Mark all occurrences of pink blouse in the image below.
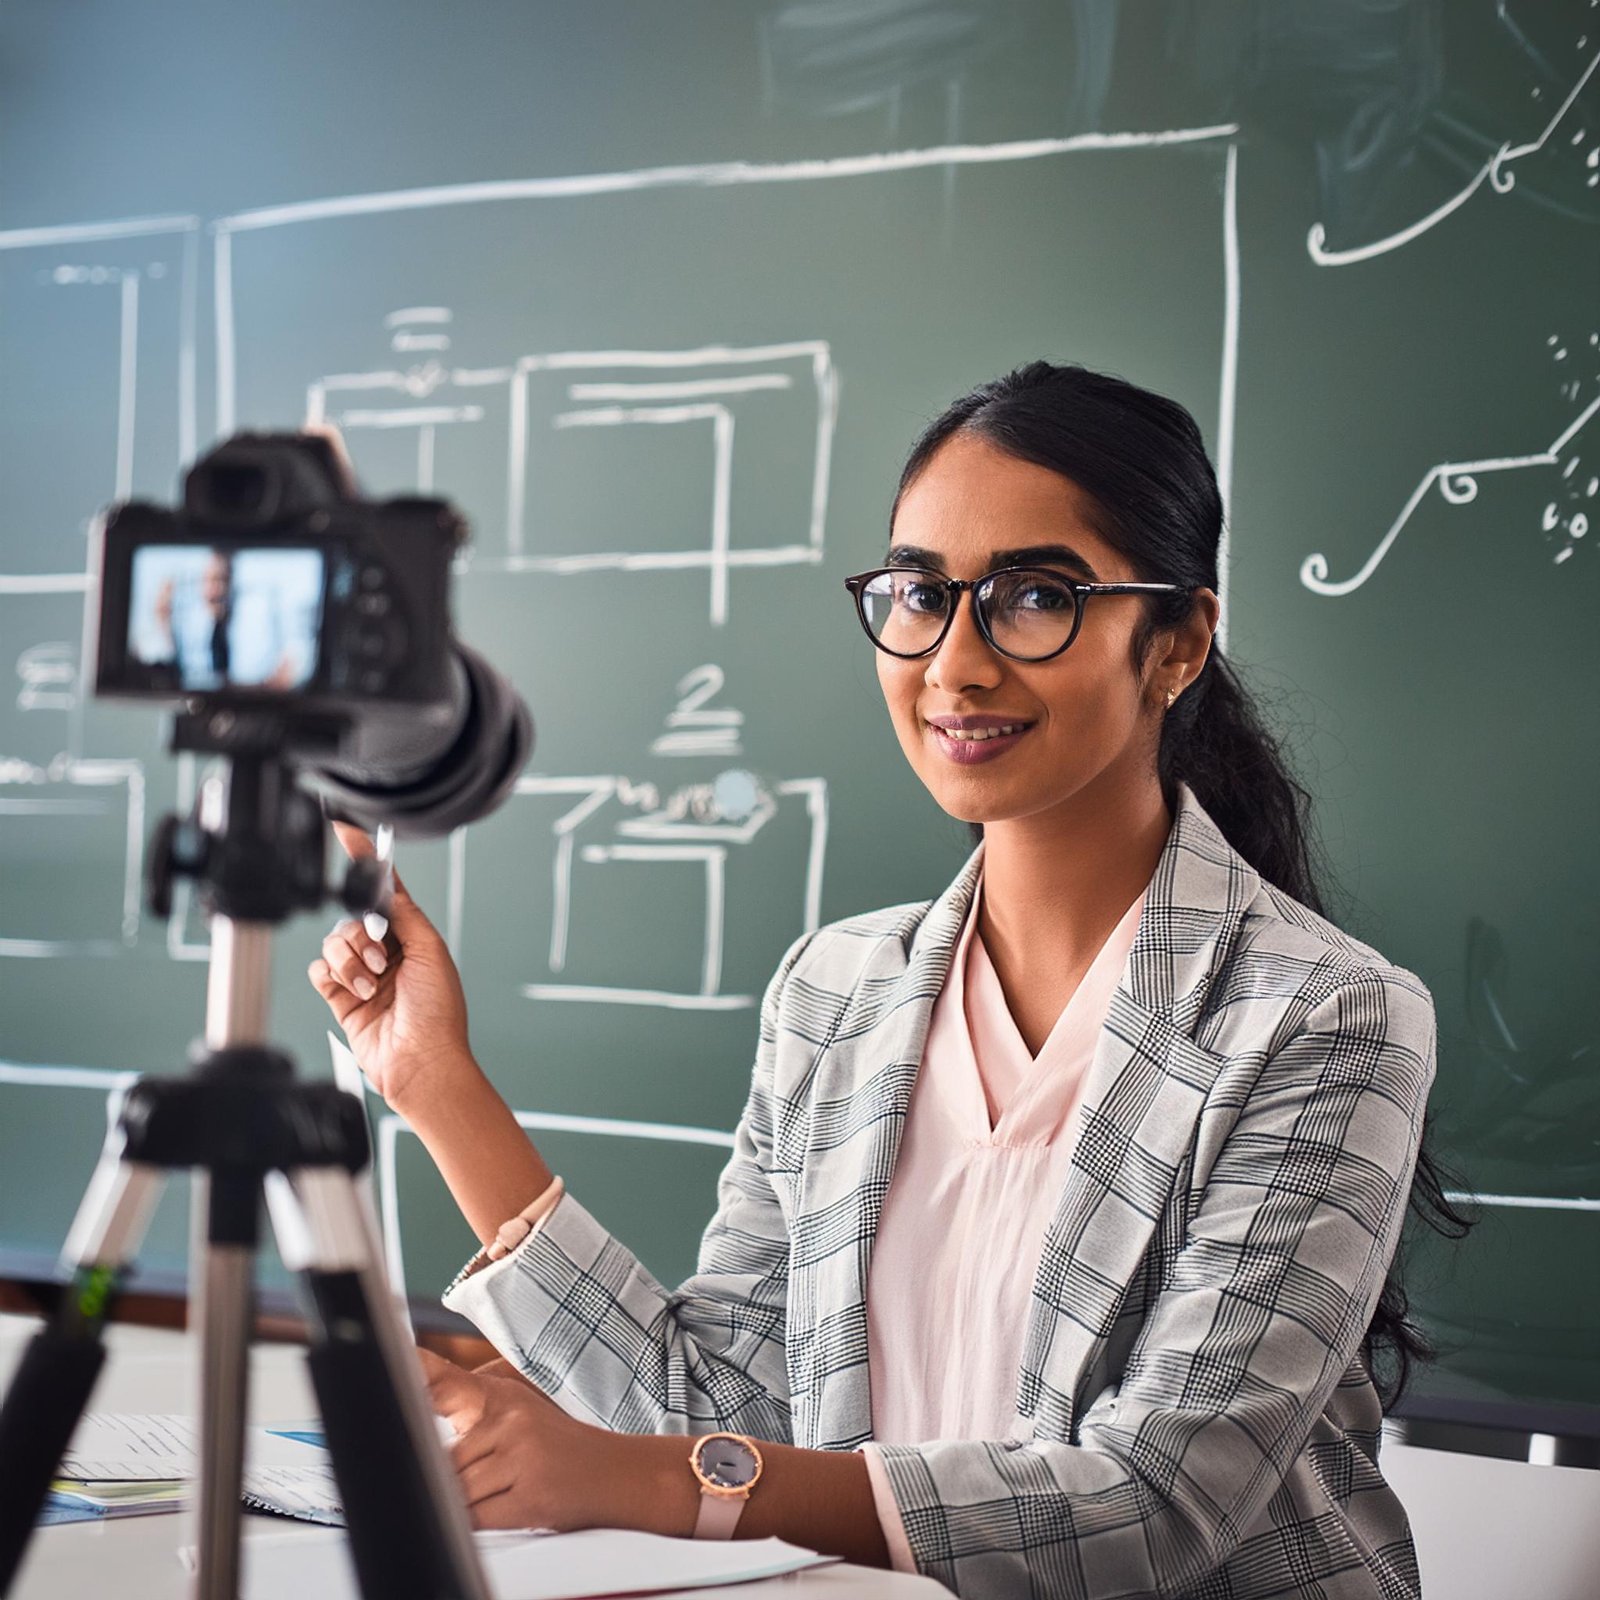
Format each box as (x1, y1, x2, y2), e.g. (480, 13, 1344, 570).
(860, 877, 1147, 1568)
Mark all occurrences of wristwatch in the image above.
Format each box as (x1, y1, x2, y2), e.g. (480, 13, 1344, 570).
(689, 1432, 764, 1539)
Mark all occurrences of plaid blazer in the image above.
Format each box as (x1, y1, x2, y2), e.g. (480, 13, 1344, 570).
(447, 785, 1436, 1599)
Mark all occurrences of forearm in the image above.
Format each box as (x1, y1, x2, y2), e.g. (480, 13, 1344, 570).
(394, 1053, 554, 1245)
(616, 1433, 890, 1568)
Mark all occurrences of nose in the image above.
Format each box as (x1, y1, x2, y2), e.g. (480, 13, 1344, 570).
(924, 587, 1003, 694)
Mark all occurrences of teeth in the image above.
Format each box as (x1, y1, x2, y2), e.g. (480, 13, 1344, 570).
(939, 723, 1025, 741)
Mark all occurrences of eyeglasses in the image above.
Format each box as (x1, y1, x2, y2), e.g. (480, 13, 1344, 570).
(843, 565, 1190, 663)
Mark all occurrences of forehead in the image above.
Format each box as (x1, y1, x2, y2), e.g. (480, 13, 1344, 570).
(891, 432, 1120, 574)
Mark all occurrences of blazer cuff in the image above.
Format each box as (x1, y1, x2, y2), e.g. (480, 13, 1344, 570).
(859, 1444, 919, 1575)
(441, 1180, 572, 1313)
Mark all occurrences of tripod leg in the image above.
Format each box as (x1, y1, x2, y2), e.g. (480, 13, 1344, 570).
(0, 1159, 164, 1596)
(191, 1172, 259, 1600)
(267, 1168, 489, 1600)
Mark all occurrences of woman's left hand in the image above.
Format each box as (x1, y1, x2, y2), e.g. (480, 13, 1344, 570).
(417, 1347, 629, 1532)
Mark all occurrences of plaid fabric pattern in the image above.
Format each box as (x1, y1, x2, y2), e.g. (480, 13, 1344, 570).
(445, 785, 1435, 1599)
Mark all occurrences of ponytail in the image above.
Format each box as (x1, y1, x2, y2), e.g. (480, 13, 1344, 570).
(1158, 645, 1325, 916)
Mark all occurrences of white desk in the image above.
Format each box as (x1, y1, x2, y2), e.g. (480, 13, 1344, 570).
(0, 1313, 942, 1600)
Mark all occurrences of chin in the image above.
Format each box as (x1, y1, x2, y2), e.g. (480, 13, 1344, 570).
(922, 774, 1042, 828)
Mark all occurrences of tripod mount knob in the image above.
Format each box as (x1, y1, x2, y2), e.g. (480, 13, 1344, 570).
(147, 815, 210, 920)
(341, 855, 388, 918)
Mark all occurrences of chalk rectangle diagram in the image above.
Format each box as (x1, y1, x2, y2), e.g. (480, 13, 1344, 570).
(505, 345, 835, 624)
(309, 342, 835, 626)
(0, 758, 144, 957)
(452, 771, 826, 1010)
(0, 217, 198, 591)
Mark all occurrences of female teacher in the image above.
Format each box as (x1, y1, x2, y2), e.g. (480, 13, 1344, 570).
(310, 361, 1459, 1598)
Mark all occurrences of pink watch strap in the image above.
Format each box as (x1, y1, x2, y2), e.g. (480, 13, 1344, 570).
(693, 1490, 747, 1540)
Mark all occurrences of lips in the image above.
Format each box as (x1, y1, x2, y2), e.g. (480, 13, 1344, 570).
(924, 714, 1035, 765)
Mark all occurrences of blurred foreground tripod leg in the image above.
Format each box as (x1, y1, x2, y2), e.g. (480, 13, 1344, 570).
(267, 1165, 488, 1600)
(0, 1155, 164, 1593)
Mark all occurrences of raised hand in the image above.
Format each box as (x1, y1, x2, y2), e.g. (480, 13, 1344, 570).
(308, 821, 473, 1113)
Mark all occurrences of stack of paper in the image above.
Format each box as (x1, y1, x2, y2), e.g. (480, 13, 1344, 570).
(49, 1413, 343, 1527)
(41, 1478, 187, 1525)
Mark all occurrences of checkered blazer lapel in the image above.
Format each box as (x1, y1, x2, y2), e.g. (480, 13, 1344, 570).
(1017, 787, 1260, 1439)
(785, 843, 979, 1446)
(800, 786, 1258, 1449)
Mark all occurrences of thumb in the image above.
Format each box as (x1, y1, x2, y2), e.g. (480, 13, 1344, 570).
(330, 819, 376, 862)
(380, 862, 430, 939)
(329, 820, 430, 938)
(416, 1347, 486, 1435)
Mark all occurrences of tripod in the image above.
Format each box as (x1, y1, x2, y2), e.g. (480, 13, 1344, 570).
(0, 716, 489, 1600)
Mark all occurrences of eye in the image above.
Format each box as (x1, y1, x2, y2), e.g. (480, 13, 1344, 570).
(988, 571, 1074, 613)
(893, 573, 948, 615)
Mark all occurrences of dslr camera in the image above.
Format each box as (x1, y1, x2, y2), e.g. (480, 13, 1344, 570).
(91, 432, 529, 837)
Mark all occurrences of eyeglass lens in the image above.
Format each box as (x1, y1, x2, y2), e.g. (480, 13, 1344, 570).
(857, 568, 1080, 660)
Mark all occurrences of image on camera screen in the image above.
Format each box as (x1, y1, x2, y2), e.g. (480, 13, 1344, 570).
(127, 545, 325, 693)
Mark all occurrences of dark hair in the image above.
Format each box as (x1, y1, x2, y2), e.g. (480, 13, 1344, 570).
(896, 360, 1471, 1408)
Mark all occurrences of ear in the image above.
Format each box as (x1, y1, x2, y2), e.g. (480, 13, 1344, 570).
(1146, 588, 1219, 704)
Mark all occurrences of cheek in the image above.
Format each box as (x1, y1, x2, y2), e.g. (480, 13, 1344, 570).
(876, 657, 932, 761)
(875, 653, 917, 721)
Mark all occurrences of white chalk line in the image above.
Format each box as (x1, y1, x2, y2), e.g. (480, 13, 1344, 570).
(0, 757, 144, 952)
(469, 544, 822, 576)
(0, 573, 94, 593)
(178, 225, 199, 464)
(385, 306, 452, 326)
(374, 1106, 735, 1300)
(215, 229, 235, 434)
(1308, 50, 1599, 265)
(568, 374, 792, 401)
(0, 215, 199, 250)
(213, 126, 1241, 234)
(1443, 1190, 1600, 1213)
(498, 347, 826, 597)
(1215, 142, 1239, 649)
(523, 984, 754, 1010)
(0, 1060, 138, 1092)
(116, 272, 140, 502)
(339, 404, 484, 428)
(1301, 392, 1600, 595)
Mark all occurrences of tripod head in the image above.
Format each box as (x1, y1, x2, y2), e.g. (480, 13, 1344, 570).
(149, 709, 388, 928)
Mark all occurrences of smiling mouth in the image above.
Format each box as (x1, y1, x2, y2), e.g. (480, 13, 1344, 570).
(932, 722, 1030, 742)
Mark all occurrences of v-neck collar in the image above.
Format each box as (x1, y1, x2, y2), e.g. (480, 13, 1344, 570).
(933, 875, 1150, 1143)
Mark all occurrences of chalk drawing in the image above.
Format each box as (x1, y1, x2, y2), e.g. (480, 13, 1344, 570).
(1308, 44, 1599, 265)
(0, 220, 198, 592)
(312, 338, 837, 624)
(444, 668, 825, 1010)
(1301, 390, 1600, 595)
(0, 756, 143, 956)
(374, 1108, 734, 1305)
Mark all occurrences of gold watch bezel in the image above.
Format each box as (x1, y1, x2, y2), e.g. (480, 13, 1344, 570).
(689, 1431, 764, 1499)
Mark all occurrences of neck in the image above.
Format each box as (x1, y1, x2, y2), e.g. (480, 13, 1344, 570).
(978, 768, 1173, 980)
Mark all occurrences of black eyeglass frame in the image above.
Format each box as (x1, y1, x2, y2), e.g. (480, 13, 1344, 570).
(843, 565, 1192, 663)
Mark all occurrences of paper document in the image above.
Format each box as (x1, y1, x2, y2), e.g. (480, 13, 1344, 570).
(60, 1413, 342, 1524)
(41, 1479, 186, 1525)
(220, 1527, 837, 1600)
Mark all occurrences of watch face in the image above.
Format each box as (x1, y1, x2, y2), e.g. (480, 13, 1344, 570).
(697, 1435, 758, 1490)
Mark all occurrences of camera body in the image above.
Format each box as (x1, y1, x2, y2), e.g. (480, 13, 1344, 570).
(93, 433, 462, 723)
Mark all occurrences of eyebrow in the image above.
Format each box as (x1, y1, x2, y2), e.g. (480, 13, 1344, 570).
(885, 542, 1100, 580)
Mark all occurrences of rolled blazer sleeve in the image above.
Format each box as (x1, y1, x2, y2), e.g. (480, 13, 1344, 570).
(868, 965, 1437, 1600)
(442, 934, 813, 1444)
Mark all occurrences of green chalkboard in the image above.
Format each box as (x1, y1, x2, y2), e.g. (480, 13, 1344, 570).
(1, 1, 1595, 1427)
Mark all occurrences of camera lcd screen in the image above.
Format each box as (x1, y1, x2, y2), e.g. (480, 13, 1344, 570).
(127, 545, 326, 693)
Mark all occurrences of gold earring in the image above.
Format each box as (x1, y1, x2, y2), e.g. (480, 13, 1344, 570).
(1166, 683, 1181, 708)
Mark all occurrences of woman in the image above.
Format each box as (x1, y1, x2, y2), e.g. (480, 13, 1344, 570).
(310, 362, 1446, 1598)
